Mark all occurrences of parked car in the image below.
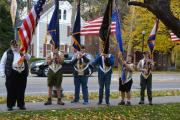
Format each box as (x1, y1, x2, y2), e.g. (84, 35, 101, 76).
(30, 53, 96, 77)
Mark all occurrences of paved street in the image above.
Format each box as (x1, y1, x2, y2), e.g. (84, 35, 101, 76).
(0, 72, 180, 96)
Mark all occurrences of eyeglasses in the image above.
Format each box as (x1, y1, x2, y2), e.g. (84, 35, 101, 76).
(12, 44, 18, 47)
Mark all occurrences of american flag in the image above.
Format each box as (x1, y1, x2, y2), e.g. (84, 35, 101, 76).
(170, 32, 180, 42)
(18, 0, 46, 52)
(80, 17, 116, 36)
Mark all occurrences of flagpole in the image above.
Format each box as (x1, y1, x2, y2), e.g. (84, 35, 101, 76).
(26, 0, 31, 49)
(55, 0, 59, 50)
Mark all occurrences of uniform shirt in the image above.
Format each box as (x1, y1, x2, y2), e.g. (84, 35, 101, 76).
(0, 50, 31, 76)
(48, 51, 64, 73)
(92, 54, 114, 74)
(123, 63, 134, 84)
(71, 53, 91, 76)
(137, 58, 153, 79)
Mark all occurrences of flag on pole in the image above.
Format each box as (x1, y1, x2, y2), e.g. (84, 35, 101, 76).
(99, 0, 113, 54)
(72, 0, 81, 51)
(10, 0, 17, 26)
(112, 4, 126, 82)
(148, 19, 159, 53)
(48, 0, 59, 49)
(81, 17, 116, 36)
(112, 9, 124, 55)
(170, 32, 180, 42)
(18, 0, 46, 52)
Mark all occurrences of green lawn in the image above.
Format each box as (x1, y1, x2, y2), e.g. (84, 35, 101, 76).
(0, 103, 180, 120)
(0, 90, 180, 104)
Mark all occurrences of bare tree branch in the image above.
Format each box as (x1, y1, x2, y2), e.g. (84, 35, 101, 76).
(128, 1, 147, 8)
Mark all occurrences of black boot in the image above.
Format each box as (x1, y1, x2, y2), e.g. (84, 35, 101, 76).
(57, 98, 65, 105)
(44, 98, 52, 105)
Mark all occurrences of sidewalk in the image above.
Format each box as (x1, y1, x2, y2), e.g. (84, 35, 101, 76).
(0, 96, 180, 112)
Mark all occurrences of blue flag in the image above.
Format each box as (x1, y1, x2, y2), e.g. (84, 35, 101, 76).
(112, 8, 126, 82)
(48, 0, 59, 49)
(112, 9, 124, 55)
(72, 2, 81, 51)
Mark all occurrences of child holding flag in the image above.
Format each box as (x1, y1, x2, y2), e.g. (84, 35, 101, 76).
(118, 55, 134, 106)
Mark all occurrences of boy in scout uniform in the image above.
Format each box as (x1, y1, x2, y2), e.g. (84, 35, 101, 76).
(137, 51, 154, 105)
(44, 49, 64, 105)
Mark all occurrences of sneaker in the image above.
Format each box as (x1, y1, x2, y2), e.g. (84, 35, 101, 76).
(83, 102, 89, 105)
(19, 106, 26, 110)
(97, 102, 102, 105)
(139, 101, 144, 105)
(118, 100, 125, 105)
(149, 101, 153, 105)
(71, 100, 79, 103)
(106, 103, 110, 106)
(7, 107, 13, 111)
(126, 101, 131, 106)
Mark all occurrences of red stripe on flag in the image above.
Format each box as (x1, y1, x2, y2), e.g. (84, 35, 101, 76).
(29, 11, 36, 28)
(170, 32, 180, 42)
(19, 28, 28, 51)
(81, 17, 116, 36)
(23, 20, 31, 44)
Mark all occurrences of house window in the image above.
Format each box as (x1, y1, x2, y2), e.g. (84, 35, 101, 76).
(63, 10, 66, 20)
(60, 45, 65, 52)
(67, 26, 71, 36)
(59, 9, 61, 19)
(46, 44, 52, 56)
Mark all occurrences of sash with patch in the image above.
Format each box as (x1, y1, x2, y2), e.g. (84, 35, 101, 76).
(13, 62, 25, 73)
(74, 58, 89, 75)
(99, 55, 111, 73)
(49, 62, 62, 73)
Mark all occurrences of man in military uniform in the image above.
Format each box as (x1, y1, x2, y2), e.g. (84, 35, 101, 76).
(44, 49, 65, 105)
(71, 45, 91, 105)
(0, 40, 31, 111)
(137, 51, 154, 105)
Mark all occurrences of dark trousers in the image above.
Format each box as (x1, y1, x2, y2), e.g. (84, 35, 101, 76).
(140, 73, 152, 102)
(74, 76, 89, 102)
(5, 70, 27, 108)
(98, 72, 112, 104)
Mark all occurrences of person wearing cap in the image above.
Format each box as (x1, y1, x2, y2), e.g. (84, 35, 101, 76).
(137, 51, 154, 105)
(44, 49, 65, 105)
(92, 52, 114, 105)
(118, 55, 134, 106)
(0, 40, 31, 111)
(71, 45, 91, 105)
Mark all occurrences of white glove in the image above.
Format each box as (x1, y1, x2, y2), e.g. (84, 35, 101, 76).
(0, 74, 5, 78)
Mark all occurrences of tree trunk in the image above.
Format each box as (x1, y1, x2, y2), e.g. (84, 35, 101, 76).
(128, 0, 180, 38)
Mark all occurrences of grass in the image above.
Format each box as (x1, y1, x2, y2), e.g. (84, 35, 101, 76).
(0, 89, 180, 104)
(0, 103, 180, 120)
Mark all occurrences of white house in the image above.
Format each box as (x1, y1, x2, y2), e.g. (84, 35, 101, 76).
(31, 1, 85, 58)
